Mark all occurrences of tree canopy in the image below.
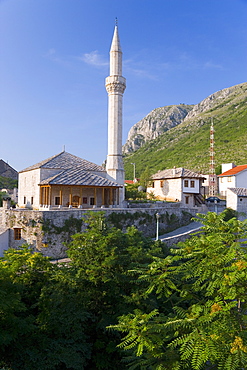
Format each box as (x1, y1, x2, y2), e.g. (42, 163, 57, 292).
(1, 210, 247, 369)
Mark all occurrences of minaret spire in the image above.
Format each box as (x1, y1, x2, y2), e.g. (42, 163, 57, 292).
(105, 21, 126, 205)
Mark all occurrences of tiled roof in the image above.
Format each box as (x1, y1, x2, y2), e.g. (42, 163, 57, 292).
(218, 164, 247, 177)
(39, 167, 120, 187)
(152, 167, 205, 180)
(228, 187, 247, 197)
(20, 151, 105, 173)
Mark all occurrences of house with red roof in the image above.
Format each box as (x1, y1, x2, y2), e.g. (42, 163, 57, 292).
(218, 163, 247, 197)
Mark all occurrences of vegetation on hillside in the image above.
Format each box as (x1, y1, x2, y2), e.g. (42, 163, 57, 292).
(0, 175, 18, 190)
(1, 211, 247, 369)
(124, 82, 247, 178)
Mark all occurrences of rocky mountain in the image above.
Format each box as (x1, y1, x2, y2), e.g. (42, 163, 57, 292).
(123, 82, 247, 179)
(123, 104, 193, 153)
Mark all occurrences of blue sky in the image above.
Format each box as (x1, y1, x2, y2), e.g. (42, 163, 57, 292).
(0, 0, 246, 171)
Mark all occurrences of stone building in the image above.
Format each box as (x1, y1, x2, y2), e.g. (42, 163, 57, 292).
(226, 187, 247, 215)
(18, 151, 121, 210)
(146, 167, 206, 207)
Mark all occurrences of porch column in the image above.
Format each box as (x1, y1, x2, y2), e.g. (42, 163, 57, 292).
(94, 188, 96, 206)
(110, 188, 113, 205)
(39, 187, 42, 205)
(69, 187, 72, 205)
(45, 187, 48, 205)
(102, 188, 105, 205)
(80, 187, 82, 206)
(49, 186, 52, 206)
(60, 188, 63, 206)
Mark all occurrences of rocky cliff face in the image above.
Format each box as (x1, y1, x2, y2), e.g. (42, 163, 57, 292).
(184, 85, 240, 121)
(123, 104, 193, 154)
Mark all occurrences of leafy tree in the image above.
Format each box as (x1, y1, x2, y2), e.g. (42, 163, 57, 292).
(0, 213, 165, 369)
(125, 183, 146, 200)
(66, 211, 165, 368)
(139, 167, 153, 190)
(112, 211, 247, 369)
(0, 246, 91, 369)
(0, 176, 18, 190)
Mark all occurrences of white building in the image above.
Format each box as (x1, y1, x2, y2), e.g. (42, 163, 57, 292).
(227, 187, 247, 215)
(146, 167, 205, 207)
(218, 164, 247, 196)
(18, 151, 121, 210)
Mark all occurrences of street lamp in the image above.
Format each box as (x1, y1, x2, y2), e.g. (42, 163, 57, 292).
(156, 212, 160, 241)
(214, 199, 218, 214)
(131, 162, 136, 182)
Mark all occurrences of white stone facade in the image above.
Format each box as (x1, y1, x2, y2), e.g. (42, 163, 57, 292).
(146, 168, 205, 206)
(226, 188, 247, 215)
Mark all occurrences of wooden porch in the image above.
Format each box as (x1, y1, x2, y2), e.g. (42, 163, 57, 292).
(39, 184, 120, 208)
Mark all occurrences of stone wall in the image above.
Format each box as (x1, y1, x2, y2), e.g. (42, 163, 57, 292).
(0, 204, 199, 259)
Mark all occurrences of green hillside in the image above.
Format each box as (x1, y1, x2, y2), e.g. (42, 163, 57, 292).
(124, 82, 247, 179)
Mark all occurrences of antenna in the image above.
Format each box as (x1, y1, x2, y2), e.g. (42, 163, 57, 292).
(115, 17, 118, 26)
(208, 118, 217, 196)
(63, 145, 65, 152)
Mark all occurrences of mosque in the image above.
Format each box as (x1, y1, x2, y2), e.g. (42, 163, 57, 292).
(18, 23, 126, 210)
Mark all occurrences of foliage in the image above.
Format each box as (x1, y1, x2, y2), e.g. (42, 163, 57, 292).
(125, 183, 147, 200)
(2, 211, 247, 369)
(0, 212, 164, 369)
(66, 211, 165, 368)
(139, 167, 153, 189)
(111, 212, 247, 369)
(0, 176, 18, 190)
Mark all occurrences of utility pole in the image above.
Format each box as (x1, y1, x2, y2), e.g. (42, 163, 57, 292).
(131, 162, 136, 182)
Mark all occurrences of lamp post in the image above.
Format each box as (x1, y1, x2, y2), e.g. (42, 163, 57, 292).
(156, 212, 160, 241)
(131, 162, 136, 182)
(214, 199, 218, 214)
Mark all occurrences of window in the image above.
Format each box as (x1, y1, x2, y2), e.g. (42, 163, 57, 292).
(220, 178, 223, 183)
(184, 180, 189, 187)
(55, 197, 60, 205)
(83, 197, 87, 204)
(24, 196, 26, 204)
(152, 182, 155, 188)
(31, 197, 34, 205)
(160, 180, 164, 188)
(90, 197, 95, 206)
(185, 196, 189, 204)
(240, 198, 243, 202)
(14, 228, 21, 240)
(227, 177, 232, 182)
(190, 180, 195, 188)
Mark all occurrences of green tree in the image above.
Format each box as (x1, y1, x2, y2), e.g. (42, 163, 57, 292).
(112, 211, 247, 369)
(0, 246, 91, 369)
(139, 167, 153, 190)
(66, 211, 164, 369)
(0, 212, 165, 369)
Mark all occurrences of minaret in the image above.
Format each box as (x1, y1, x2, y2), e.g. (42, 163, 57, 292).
(105, 20, 126, 204)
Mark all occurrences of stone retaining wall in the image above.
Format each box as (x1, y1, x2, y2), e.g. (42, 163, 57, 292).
(0, 205, 201, 258)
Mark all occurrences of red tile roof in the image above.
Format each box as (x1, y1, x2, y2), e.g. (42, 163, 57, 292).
(218, 164, 247, 177)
